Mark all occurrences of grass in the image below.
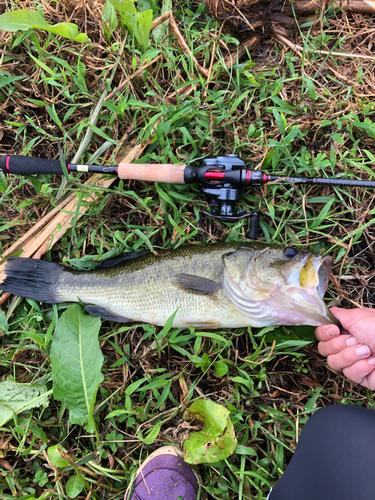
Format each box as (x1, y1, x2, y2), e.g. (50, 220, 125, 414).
(0, 0, 375, 498)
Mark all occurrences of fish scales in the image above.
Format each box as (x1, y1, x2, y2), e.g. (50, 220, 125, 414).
(55, 243, 252, 327)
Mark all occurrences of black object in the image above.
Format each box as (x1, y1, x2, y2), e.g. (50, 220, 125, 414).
(196, 155, 260, 224)
(270, 405, 375, 500)
(0, 155, 117, 176)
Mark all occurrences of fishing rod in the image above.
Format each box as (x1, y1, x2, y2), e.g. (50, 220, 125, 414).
(2, 153, 375, 238)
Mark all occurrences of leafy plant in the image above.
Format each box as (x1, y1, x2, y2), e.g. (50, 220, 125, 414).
(50, 305, 104, 435)
(183, 400, 237, 464)
(0, 380, 51, 426)
(102, 1, 119, 42)
(105, 429, 124, 452)
(0, 10, 90, 42)
(47, 444, 70, 468)
(66, 475, 85, 499)
(108, 0, 154, 51)
(190, 352, 211, 372)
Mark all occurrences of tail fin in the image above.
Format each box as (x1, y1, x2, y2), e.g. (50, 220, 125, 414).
(1, 257, 64, 303)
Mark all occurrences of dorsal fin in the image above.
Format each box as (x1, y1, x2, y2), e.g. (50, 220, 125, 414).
(96, 250, 149, 269)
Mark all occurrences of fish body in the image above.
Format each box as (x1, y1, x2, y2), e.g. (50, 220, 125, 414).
(0, 242, 338, 328)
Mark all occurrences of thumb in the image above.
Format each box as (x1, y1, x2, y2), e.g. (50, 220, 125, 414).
(329, 307, 375, 348)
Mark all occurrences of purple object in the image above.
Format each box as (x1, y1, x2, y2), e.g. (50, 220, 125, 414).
(125, 446, 199, 500)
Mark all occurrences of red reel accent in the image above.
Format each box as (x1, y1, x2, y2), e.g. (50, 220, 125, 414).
(204, 169, 226, 183)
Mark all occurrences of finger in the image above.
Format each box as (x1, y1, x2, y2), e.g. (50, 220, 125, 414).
(329, 307, 375, 333)
(315, 323, 341, 341)
(318, 335, 357, 357)
(360, 361, 375, 390)
(343, 357, 375, 386)
(329, 307, 358, 328)
(327, 344, 371, 371)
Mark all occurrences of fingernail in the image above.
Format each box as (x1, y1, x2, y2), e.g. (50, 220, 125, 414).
(326, 327, 337, 338)
(356, 345, 370, 357)
(346, 337, 359, 347)
(368, 358, 375, 366)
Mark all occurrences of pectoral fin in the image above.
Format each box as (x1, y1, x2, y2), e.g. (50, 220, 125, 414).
(84, 305, 131, 323)
(172, 273, 221, 298)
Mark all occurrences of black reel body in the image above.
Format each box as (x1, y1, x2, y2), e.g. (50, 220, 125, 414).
(195, 155, 260, 239)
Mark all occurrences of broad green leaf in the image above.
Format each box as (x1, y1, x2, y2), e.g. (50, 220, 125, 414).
(125, 376, 151, 396)
(213, 361, 228, 377)
(183, 400, 237, 464)
(66, 474, 84, 498)
(0, 10, 90, 43)
(0, 380, 51, 426)
(102, 0, 119, 41)
(50, 305, 104, 426)
(331, 133, 344, 145)
(30, 424, 47, 443)
(134, 10, 153, 52)
(47, 444, 70, 468)
(0, 311, 8, 332)
(138, 0, 158, 11)
(235, 445, 257, 456)
(108, 0, 152, 51)
(108, 0, 136, 31)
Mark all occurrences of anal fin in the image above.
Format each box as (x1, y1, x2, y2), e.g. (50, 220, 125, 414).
(85, 305, 131, 323)
(180, 320, 221, 328)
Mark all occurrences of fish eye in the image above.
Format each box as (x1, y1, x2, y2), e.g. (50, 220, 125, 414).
(284, 247, 298, 258)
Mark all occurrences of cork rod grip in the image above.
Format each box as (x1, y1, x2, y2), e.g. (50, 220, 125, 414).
(117, 163, 187, 184)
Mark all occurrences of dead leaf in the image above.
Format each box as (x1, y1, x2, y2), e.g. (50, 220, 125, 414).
(0, 458, 12, 470)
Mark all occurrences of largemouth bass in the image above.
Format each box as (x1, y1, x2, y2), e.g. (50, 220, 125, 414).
(0, 243, 339, 328)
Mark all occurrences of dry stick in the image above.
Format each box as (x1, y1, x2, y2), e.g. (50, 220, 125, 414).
(283, 0, 375, 14)
(105, 54, 163, 101)
(167, 13, 209, 78)
(275, 32, 352, 83)
(154, 11, 209, 77)
(151, 11, 170, 29)
(277, 32, 375, 60)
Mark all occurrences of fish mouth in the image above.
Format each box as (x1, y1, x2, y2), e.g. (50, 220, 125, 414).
(296, 254, 339, 326)
(317, 256, 331, 298)
(276, 253, 339, 326)
(298, 255, 332, 298)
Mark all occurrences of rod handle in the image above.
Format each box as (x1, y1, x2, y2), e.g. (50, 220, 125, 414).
(0, 155, 65, 175)
(117, 163, 187, 184)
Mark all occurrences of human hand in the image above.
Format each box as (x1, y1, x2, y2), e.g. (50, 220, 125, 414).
(315, 307, 375, 389)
